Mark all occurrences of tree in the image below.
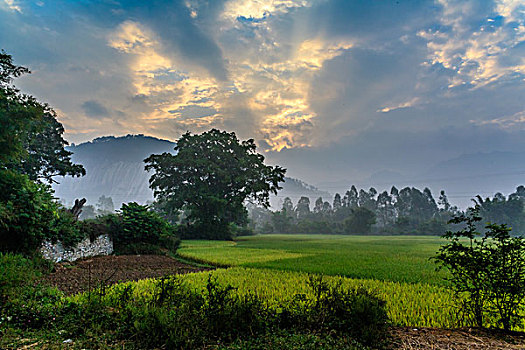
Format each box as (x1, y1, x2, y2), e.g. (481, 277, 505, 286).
(344, 207, 376, 234)
(0, 51, 85, 254)
(145, 129, 286, 239)
(313, 197, 324, 214)
(435, 207, 525, 330)
(282, 197, 294, 215)
(333, 193, 342, 211)
(96, 195, 115, 215)
(0, 51, 85, 183)
(295, 196, 311, 219)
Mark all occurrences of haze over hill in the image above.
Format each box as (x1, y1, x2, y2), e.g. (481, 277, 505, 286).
(315, 151, 525, 209)
(53, 135, 330, 209)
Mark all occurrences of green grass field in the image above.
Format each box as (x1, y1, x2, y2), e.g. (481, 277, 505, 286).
(179, 234, 448, 285)
(171, 234, 470, 329)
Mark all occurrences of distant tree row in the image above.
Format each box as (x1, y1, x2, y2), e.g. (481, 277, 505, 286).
(250, 186, 525, 235)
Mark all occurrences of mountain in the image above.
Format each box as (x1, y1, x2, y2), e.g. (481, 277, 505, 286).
(53, 135, 175, 207)
(53, 135, 331, 209)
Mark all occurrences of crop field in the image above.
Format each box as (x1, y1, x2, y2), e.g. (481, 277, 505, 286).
(163, 234, 464, 329)
(178, 234, 449, 285)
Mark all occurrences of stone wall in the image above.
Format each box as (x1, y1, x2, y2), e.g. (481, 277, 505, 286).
(40, 234, 113, 263)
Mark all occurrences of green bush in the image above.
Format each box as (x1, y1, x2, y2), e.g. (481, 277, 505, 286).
(78, 214, 121, 242)
(0, 170, 85, 254)
(220, 331, 370, 350)
(283, 276, 389, 347)
(51, 274, 387, 349)
(0, 253, 62, 331)
(111, 203, 179, 254)
(435, 207, 525, 330)
(0, 170, 56, 254)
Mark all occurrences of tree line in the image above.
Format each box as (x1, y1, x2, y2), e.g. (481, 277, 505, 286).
(250, 185, 525, 235)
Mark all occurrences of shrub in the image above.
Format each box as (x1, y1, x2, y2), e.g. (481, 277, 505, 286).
(285, 276, 389, 347)
(435, 207, 525, 330)
(110, 203, 179, 254)
(0, 252, 62, 330)
(0, 170, 86, 254)
(0, 170, 57, 254)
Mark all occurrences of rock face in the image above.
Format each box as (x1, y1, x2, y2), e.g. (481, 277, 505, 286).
(53, 134, 176, 208)
(40, 234, 113, 263)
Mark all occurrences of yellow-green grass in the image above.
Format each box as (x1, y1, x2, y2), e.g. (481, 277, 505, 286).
(70, 267, 459, 329)
(179, 234, 448, 285)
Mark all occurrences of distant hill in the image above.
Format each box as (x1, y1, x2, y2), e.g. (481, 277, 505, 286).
(53, 135, 331, 209)
(53, 135, 175, 207)
(415, 151, 525, 208)
(318, 151, 525, 210)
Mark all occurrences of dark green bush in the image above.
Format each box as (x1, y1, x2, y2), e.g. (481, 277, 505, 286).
(52, 274, 387, 349)
(283, 276, 389, 347)
(77, 215, 118, 242)
(220, 330, 370, 350)
(0, 170, 86, 254)
(435, 207, 525, 331)
(111, 202, 179, 254)
(0, 170, 56, 254)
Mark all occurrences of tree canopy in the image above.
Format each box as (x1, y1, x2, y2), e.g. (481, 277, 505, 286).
(145, 129, 286, 239)
(0, 51, 85, 254)
(0, 50, 85, 183)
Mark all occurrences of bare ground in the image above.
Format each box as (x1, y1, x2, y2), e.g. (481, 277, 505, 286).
(389, 326, 525, 349)
(42, 254, 212, 295)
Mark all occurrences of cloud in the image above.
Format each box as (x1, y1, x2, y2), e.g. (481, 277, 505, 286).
(222, 0, 314, 21)
(420, 0, 525, 88)
(2, 0, 21, 13)
(472, 110, 525, 128)
(81, 100, 109, 118)
(378, 98, 420, 113)
(2, 0, 524, 192)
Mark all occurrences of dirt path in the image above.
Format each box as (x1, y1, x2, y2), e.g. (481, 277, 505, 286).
(389, 326, 525, 349)
(42, 254, 212, 295)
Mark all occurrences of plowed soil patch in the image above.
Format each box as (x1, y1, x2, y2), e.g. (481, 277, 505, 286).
(43, 254, 212, 295)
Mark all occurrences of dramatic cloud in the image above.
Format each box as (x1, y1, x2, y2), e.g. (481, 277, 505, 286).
(1, 0, 524, 195)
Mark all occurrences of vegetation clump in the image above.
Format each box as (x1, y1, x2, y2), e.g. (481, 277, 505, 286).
(435, 206, 525, 331)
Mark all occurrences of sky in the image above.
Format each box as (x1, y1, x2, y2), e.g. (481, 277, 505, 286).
(1, 0, 524, 203)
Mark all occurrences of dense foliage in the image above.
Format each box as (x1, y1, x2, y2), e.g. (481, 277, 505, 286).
(145, 129, 286, 239)
(0, 51, 85, 254)
(435, 207, 525, 330)
(113, 202, 180, 254)
(0, 170, 83, 254)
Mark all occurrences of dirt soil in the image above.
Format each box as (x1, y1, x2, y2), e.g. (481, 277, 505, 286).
(42, 254, 212, 295)
(389, 326, 525, 349)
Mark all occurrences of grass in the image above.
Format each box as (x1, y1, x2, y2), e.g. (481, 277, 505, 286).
(179, 234, 448, 285)
(173, 235, 472, 329)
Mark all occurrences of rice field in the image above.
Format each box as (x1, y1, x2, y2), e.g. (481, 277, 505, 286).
(76, 234, 517, 329)
(178, 234, 449, 285)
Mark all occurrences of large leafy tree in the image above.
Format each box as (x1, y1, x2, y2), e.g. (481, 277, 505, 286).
(145, 129, 286, 239)
(0, 51, 84, 253)
(0, 51, 85, 183)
